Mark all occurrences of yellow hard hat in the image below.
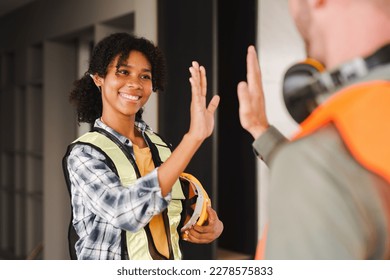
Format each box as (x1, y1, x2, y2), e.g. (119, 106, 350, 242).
(180, 172, 211, 238)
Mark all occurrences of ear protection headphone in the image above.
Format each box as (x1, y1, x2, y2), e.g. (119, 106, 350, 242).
(283, 44, 390, 124)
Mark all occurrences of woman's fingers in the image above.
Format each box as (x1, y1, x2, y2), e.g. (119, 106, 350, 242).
(187, 60, 220, 140)
(207, 95, 220, 114)
(182, 206, 224, 244)
(200, 65, 207, 97)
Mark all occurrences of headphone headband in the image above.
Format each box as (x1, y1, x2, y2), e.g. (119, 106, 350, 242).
(283, 43, 390, 124)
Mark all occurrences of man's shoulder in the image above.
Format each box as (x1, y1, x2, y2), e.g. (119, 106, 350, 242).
(271, 124, 345, 168)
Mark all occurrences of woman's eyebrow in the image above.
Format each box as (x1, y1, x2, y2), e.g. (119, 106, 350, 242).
(117, 63, 152, 72)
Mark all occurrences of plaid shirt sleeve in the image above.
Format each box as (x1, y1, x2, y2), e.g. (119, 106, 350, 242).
(67, 143, 172, 233)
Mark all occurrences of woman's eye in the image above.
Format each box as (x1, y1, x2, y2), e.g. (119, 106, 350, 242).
(116, 69, 129, 75)
(141, 74, 152, 80)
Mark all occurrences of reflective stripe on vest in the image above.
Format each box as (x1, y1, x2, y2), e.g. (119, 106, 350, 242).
(75, 130, 185, 260)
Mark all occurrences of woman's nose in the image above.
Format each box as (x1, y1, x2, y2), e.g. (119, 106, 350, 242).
(126, 76, 142, 89)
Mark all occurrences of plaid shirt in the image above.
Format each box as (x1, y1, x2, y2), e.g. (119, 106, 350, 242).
(66, 119, 171, 260)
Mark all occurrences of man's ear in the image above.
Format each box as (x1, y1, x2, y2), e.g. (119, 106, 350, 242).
(309, 0, 326, 8)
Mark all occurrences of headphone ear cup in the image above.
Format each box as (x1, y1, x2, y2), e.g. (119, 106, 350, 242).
(283, 58, 325, 124)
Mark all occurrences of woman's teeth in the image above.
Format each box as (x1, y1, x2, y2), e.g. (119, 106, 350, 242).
(120, 92, 140, 101)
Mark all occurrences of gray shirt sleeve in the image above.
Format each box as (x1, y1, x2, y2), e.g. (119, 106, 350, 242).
(252, 125, 287, 165)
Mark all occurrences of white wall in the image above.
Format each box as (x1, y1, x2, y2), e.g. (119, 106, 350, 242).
(256, 0, 306, 239)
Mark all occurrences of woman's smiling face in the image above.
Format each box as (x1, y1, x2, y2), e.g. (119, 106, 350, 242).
(99, 50, 153, 120)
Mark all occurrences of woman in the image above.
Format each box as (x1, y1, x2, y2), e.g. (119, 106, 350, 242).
(63, 32, 223, 260)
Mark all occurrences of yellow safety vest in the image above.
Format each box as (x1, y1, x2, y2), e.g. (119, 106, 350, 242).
(75, 129, 185, 260)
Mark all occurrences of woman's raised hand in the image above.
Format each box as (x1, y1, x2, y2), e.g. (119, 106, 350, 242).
(187, 61, 220, 142)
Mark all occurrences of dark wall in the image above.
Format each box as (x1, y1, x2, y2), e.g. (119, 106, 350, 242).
(158, 0, 257, 259)
(158, 0, 216, 260)
(217, 1, 258, 257)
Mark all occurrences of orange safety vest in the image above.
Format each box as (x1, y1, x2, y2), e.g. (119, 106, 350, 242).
(255, 80, 390, 259)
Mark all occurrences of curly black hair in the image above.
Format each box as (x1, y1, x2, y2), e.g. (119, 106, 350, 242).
(69, 32, 167, 124)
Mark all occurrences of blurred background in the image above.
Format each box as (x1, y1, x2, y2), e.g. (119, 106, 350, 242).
(0, 0, 304, 260)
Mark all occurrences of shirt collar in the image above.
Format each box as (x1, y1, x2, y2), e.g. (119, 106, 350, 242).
(94, 118, 152, 146)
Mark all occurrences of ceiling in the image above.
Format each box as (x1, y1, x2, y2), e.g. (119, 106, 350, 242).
(0, 0, 36, 18)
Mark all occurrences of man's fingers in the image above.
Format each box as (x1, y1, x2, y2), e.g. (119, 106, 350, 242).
(246, 46, 263, 95)
(246, 45, 261, 81)
(237, 81, 251, 109)
(237, 81, 248, 95)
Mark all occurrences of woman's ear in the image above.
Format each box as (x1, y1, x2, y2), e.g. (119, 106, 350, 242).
(89, 74, 103, 92)
(90, 74, 103, 87)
